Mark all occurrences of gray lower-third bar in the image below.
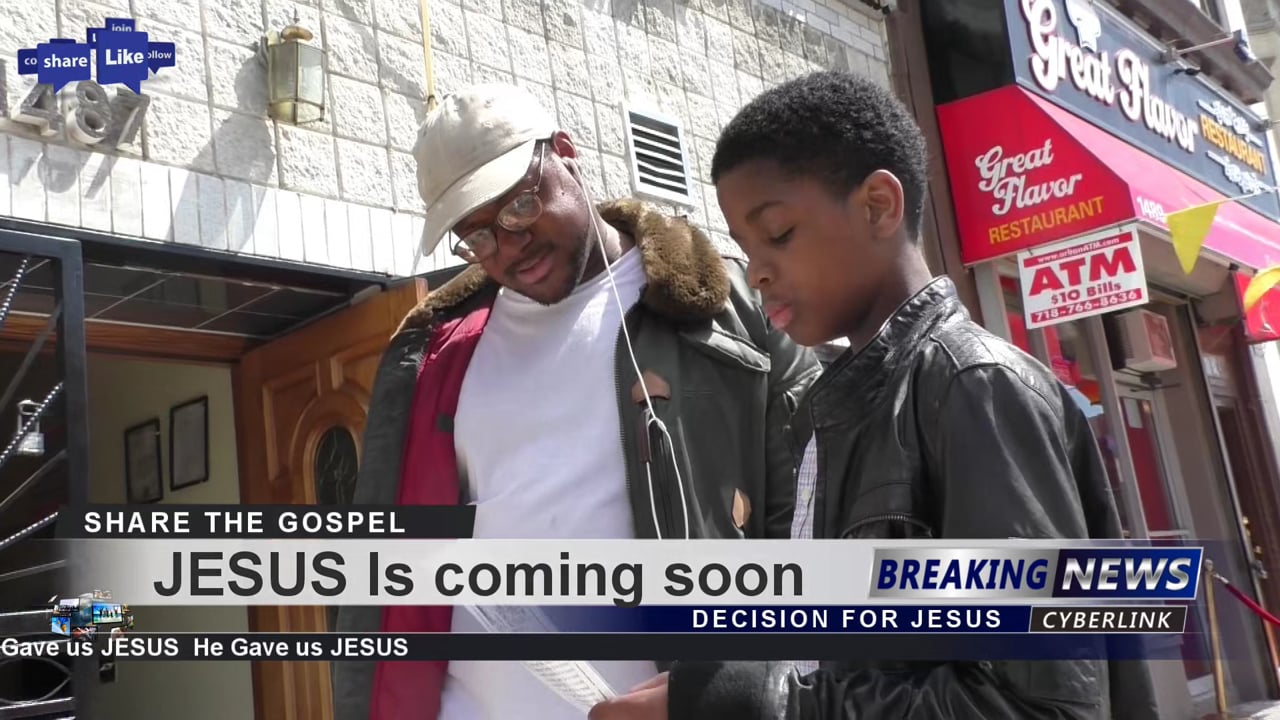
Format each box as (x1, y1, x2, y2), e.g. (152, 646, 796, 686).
(1029, 606, 1188, 633)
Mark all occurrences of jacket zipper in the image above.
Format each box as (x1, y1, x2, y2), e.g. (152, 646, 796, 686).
(840, 512, 934, 539)
(614, 310, 635, 531)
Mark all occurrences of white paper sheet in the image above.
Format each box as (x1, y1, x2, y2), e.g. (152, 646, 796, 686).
(462, 605, 618, 711)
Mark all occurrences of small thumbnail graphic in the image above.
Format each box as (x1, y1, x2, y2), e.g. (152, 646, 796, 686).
(50, 590, 134, 638)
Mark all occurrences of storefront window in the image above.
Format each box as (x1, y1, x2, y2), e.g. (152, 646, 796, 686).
(1117, 392, 1187, 538)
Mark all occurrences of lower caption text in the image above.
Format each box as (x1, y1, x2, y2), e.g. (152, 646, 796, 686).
(6, 606, 1187, 662)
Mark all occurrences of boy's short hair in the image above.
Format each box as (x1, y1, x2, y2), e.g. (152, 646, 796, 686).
(711, 70, 929, 238)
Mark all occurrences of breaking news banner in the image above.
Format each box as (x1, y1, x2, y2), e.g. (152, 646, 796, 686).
(46, 505, 1207, 662)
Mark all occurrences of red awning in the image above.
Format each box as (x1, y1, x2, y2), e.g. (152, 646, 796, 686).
(936, 85, 1280, 272)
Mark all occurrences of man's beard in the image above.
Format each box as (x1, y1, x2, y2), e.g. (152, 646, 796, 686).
(534, 228, 593, 307)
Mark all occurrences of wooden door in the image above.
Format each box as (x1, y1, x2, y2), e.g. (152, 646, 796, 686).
(232, 279, 426, 720)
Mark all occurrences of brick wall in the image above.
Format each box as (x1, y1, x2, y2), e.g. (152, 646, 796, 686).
(0, 0, 889, 275)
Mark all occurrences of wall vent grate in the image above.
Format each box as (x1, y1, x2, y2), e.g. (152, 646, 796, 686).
(623, 105, 694, 207)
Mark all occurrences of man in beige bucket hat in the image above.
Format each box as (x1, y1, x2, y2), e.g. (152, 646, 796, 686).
(332, 83, 821, 720)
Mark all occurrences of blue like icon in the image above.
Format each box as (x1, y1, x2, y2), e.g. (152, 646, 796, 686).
(95, 29, 150, 93)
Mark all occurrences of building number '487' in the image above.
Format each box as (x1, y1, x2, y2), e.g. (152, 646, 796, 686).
(0, 64, 150, 150)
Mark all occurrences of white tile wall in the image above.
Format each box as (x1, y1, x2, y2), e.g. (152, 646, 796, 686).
(109, 156, 143, 238)
(274, 190, 305, 262)
(223, 179, 256, 253)
(139, 162, 172, 240)
(78, 152, 112, 233)
(169, 167, 201, 246)
(250, 184, 280, 258)
(0, 134, 423, 274)
(0, 0, 888, 277)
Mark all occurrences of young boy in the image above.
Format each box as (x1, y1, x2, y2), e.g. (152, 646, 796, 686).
(588, 71, 1161, 720)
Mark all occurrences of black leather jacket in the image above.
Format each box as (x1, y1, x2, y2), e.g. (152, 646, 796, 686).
(667, 277, 1161, 720)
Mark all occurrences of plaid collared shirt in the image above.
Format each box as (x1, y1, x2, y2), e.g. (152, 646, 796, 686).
(789, 436, 820, 676)
(790, 437, 818, 541)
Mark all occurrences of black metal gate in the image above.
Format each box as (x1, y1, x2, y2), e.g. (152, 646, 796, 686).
(0, 228, 92, 719)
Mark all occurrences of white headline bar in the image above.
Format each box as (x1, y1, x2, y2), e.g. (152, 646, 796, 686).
(66, 538, 1186, 606)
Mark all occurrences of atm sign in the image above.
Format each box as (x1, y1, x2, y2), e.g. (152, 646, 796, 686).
(1018, 228, 1150, 329)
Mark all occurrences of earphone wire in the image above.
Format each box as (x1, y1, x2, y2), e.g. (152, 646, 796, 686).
(578, 172, 691, 541)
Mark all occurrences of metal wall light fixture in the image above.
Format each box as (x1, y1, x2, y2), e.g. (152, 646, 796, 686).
(262, 12, 326, 124)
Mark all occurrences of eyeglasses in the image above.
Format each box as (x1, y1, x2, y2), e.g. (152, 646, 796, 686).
(450, 143, 547, 263)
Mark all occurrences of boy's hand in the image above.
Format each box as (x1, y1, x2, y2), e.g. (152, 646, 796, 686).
(588, 672, 669, 720)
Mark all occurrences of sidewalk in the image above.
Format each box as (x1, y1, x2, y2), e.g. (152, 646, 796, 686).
(1218, 701, 1280, 719)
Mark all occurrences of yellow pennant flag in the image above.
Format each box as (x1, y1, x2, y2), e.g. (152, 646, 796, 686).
(1244, 265, 1280, 313)
(1166, 200, 1226, 275)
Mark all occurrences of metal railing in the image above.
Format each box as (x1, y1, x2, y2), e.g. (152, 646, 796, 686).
(0, 230, 90, 720)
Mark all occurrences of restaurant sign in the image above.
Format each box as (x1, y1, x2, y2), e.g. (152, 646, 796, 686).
(934, 84, 1136, 264)
(1006, 0, 1280, 220)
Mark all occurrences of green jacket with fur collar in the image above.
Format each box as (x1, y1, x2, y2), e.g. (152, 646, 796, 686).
(333, 199, 823, 720)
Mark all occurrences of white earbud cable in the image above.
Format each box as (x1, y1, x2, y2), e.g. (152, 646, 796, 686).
(577, 171, 691, 541)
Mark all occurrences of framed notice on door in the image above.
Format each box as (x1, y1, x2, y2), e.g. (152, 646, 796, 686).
(1018, 226, 1150, 330)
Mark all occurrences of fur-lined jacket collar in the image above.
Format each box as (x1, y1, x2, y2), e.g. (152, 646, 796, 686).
(396, 198, 732, 333)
